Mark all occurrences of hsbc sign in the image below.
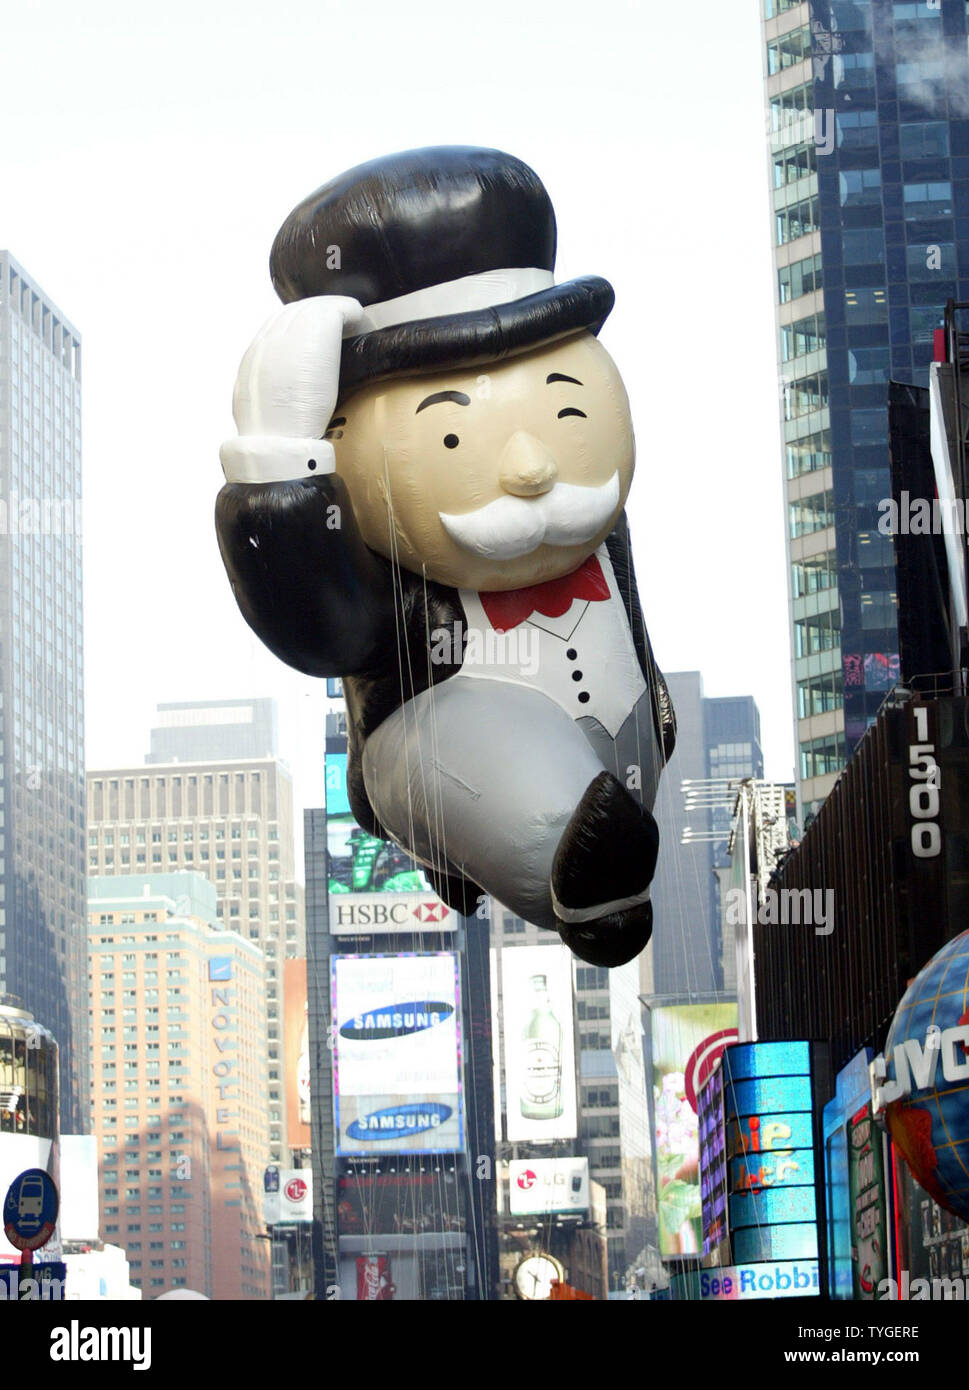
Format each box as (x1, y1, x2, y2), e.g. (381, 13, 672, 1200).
(329, 892, 455, 936)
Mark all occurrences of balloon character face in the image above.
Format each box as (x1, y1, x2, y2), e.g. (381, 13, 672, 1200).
(329, 333, 634, 592)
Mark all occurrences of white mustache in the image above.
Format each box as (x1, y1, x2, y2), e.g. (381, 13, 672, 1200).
(439, 473, 620, 559)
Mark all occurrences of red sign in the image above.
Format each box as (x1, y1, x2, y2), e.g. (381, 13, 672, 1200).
(517, 1169, 537, 1190)
(356, 1256, 395, 1300)
(684, 1030, 739, 1114)
(284, 1176, 308, 1204)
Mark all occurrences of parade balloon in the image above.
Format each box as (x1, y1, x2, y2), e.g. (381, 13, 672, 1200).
(215, 146, 675, 967)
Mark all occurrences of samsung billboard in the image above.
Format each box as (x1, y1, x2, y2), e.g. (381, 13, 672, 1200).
(332, 953, 463, 1156)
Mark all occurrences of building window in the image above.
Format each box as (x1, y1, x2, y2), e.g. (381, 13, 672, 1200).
(903, 181, 953, 220)
(789, 490, 834, 539)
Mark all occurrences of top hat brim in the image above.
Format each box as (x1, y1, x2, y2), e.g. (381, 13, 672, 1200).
(336, 274, 614, 404)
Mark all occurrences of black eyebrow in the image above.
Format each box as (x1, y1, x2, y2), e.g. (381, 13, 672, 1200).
(557, 407, 587, 419)
(415, 391, 471, 414)
(546, 373, 583, 386)
(325, 417, 346, 430)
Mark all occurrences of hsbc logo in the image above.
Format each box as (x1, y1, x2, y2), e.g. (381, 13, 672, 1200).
(413, 901, 448, 924)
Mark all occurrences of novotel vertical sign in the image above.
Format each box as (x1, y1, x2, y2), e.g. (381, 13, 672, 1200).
(209, 956, 240, 1154)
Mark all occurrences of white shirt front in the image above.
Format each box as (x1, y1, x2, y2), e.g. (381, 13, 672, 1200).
(457, 546, 647, 739)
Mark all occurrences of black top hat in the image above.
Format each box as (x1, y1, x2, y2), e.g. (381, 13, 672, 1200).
(269, 146, 614, 403)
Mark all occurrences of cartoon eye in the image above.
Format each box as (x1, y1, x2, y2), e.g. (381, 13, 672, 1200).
(324, 415, 346, 440)
(557, 407, 587, 420)
(444, 434, 460, 449)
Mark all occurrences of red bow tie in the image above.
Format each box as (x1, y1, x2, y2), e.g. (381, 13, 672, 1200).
(479, 555, 610, 632)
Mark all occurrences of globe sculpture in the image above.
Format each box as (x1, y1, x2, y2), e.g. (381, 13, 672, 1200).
(883, 929, 969, 1219)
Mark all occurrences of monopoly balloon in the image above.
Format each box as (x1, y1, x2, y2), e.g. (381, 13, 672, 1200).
(215, 147, 675, 967)
(878, 929, 969, 1221)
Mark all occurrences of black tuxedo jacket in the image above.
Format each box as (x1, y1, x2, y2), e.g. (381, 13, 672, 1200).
(216, 472, 675, 886)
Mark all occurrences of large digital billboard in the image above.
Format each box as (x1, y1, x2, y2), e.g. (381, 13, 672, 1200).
(722, 1040, 819, 1272)
(332, 953, 463, 1156)
(503, 945, 577, 1143)
(649, 1001, 738, 1259)
(325, 750, 456, 935)
(337, 1172, 465, 1236)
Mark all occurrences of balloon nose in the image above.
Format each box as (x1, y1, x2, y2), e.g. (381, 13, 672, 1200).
(498, 431, 559, 497)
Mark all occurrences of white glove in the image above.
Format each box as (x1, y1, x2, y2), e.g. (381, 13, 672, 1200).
(220, 296, 365, 484)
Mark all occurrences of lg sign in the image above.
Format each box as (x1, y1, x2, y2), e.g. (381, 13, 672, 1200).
(517, 1169, 537, 1191)
(284, 1177, 307, 1204)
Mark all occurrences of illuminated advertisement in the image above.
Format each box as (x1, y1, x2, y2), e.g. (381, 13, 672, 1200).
(508, 1158, 589, 1217)
(325, 750, 454, 934)
(649, 1002, 738, 1258)
(698, 1063, 727, 1258)
(723, 1041, 819, 1273)
(847, 1102, 887, 1299)
(332, 953, 463, 1155)
(357, 1255, 395, 1300)
(283, 958, 311, 1151)
(263, 1169, 313, 1225)
(670, 1260, 820, 1302)
(892, 1145, 969, 1293)
(337, 1173, 465, 1236)
(502, 945, 577, 1144)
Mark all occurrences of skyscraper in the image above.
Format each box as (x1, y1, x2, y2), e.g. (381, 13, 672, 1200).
(648, 675, 763, 997)
(147, 699, 278, 765)
(87, 871, 271, 1299)
(763, 0, 969, 811)
(0, 253, 86, 1132)
(87, 746, 305, 1165)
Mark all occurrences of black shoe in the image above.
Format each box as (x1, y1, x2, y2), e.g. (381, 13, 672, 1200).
(557, 900, 653, 968)
(551, 771, 658, 967)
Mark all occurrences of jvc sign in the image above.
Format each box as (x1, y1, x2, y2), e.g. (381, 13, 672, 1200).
(870, 1025, 969, 1115)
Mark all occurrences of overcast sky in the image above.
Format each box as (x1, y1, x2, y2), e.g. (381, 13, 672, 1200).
(0, 0, 792, 824)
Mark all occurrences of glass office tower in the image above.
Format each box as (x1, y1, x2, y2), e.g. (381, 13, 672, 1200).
(763, 0, 969, 812)
(648, 676, 764, 997)
(0, 254, 86, 1132)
